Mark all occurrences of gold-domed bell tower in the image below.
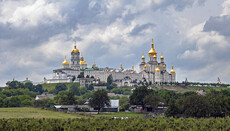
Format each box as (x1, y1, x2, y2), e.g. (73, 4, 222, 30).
(139, 51, 146, 72)
(80, 56, 87, 69)
(148, 38, 157, 62)
(170, 65, 176, 82)
(71, 41, 80, 70)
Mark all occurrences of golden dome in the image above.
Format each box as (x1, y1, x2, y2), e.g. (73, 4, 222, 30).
(132, 65, 134, 71)
(160, 52, 164, 59)
(148, 38, 157, 56)
(170, 65, 176, 74)
(153, 55, 157, 59)
(80, 60, 87, 65)
(92, 60, 96, 67)
(62, 56, 69, 65)
(81, 56, 83, 59)
(144, 64, 147, 69)
(72, 42, 79, 53)
(142, 51, 145, 59)
(163, 64, 166, 69)
(120, 63, 123, 68)
(155, 64, 160, 72)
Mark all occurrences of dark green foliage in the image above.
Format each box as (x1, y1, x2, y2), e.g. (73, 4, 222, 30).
(33, 98, 54, 108)
(8, 96, 21, 107)
(207, 93, 230, 117)
(160, 90, 178, 104)
(89, 89, 110, 114)
(6, 81, 24, 89)
(107, 74, 113, 85)
(87, 84, 94, 91)
(178, 94, 210, 118)
(77, 72, 84, 78)
(72, 76, 76, 82)
(69, 85, 80, 96)
(165, 99, 179, 117)
(129, 86, 153, 106)
(0, 117, 230, 130)
(54, 84, 67, 94)
(0, 97, 4, 107)
(143, 93, 163, 112)
(57, 92, 75, 105)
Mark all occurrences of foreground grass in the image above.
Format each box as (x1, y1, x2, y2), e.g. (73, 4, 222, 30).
(0, 117, 229, 130)
(93, 112, 146, 117)
(0, 107, 84, 119)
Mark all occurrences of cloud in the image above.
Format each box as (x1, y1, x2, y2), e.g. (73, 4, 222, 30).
(0, 0, 65, 28)
(177, 0, 230, 83)
(3, 0, 228, 86)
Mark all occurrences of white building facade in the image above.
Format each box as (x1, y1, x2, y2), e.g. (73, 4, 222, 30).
(44, 39, 176, 86)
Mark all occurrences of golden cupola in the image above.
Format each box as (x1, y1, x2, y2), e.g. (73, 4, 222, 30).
(148, 38, 157, 56)
(170, 65, 176, 74)
(132, 65, 134, 71)
(72, 41, 79, 53)
(62, 56, 69, 65)
(153, 55, 157, 59)
(160, 52, 164, 59)
(163, 64, 166, 69)
(144, 64, 147, 69)
(155, 64, 160, 72)
(142, 52, 145, 59)
(92, 60, 96, 67)
(80, 56, 87, 65)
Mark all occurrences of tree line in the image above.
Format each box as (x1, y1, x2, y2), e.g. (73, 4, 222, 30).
(130, 86, 230, 118)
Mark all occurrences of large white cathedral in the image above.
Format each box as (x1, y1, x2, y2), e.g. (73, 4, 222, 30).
(44, 39, 176, 86)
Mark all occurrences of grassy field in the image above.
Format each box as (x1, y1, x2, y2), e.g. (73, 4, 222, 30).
(0, 108, 146, 119)
(0, 107, 84, 119)
(160, 85, 229, 93)
(42, 82, 80, 92)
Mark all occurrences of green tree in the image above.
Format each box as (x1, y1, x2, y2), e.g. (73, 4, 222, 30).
(129, 86, 153, 107)
(119, 96, 129, 111)
(0, 98, 4, 107)
(165, 99, 179, 117)
(7, 81, 24, 89)
(69, 85, 80, 96)
(8, 96, 21, 107)
(179, 95, 210, 118)
(207, 93, 230, 117)
(72, 76, 76, 82)
(89, 89, 110, 114)
(77, 72, 84, 78)
(54, 83, 67, 94)
(107, 74, 113, 85)
(143, 93, 163, 112)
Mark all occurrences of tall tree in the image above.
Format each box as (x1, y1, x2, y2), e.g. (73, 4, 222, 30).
(165, 99, 179, 117)
(129, 86, 153, 107)
(89, 89, 110, 114)
(77, 72, 84, 78)
(107, 74, 113, 85)
(143, 93, 163, 113)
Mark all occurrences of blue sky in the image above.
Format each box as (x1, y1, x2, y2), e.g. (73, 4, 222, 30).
(0, 0, 230, 86)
